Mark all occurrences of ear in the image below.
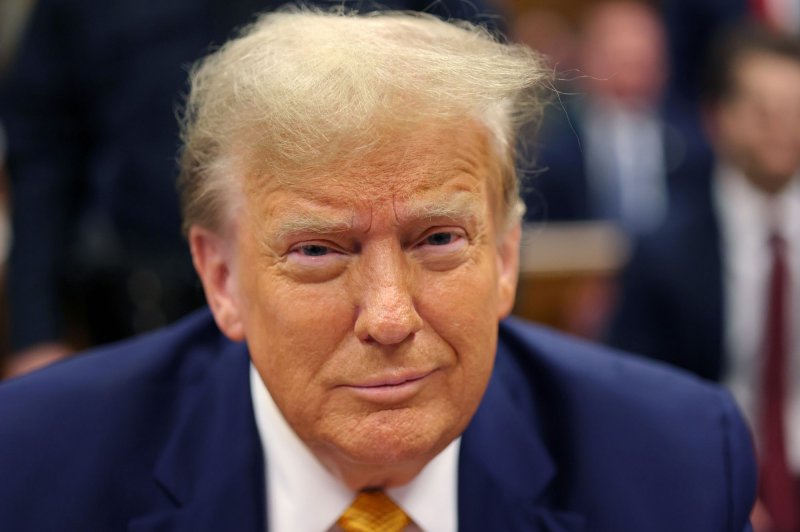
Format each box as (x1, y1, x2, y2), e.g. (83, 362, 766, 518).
(189, 225, 245, 341)
(496, 221, 521, 319)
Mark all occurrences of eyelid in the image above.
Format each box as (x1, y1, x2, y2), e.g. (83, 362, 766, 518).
(414, 227, 468, 247)
(287, 240, 346, 256)
(281, 240, 351, 283)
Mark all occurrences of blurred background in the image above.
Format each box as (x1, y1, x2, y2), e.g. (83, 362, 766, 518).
(1, 0, 799, 526)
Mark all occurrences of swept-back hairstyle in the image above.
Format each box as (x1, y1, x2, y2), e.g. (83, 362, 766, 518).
(178, 7, 550, 233)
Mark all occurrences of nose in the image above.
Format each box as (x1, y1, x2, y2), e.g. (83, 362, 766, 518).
(354, 243, 423, 345)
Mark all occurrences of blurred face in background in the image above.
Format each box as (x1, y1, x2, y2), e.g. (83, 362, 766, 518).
(712, 51, 800, 193)
(579, 1, 667, 109)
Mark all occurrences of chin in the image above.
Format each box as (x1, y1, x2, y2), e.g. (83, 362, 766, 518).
(328, 406, 459, 468)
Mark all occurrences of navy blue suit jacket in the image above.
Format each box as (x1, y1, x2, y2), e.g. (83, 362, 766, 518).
(662, 0, 747, 103)
(0, 309, 754, 531)
(607, 180, 726, 381)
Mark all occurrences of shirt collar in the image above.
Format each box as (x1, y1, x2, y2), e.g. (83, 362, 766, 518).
(250, 363, 459, 532)
(714, 163, 800, 241)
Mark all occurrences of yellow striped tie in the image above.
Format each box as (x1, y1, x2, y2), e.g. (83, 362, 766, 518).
(337, 490, 411, 532)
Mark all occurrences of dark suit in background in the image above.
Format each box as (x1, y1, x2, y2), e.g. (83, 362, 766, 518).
(0, 0, 251, 350)
(0, 309, 755, 531)
(522, 97, 713, 233)
(606, 179, 725, 381)
(662, 0, 746, 103)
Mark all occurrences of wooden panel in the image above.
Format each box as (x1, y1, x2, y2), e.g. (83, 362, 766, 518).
(512, 222, 629, 340)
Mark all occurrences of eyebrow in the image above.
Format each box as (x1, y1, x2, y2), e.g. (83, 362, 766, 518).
(400, 191, 483, 223)
(273, 213, 355, 239)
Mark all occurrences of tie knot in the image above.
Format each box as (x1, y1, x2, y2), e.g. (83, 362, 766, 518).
(337, 490, 411, 532)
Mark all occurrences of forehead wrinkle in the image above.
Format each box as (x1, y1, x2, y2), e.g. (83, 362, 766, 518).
(247, 191, 359, 241)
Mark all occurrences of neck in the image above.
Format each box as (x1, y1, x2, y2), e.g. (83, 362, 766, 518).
(746, 171, 796, 196)
(311, 444, 436, 491)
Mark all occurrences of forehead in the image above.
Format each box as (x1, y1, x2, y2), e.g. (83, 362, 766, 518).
(242, 123, 503, 220)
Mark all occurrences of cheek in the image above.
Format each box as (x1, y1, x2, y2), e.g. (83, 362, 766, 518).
(417, 253, 499, 328)
(242, 267, 356, 413)
(416, 260, 500, 381)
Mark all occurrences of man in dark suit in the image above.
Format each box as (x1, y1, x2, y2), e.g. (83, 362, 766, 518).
(0, 9, 755, 531)
(522, 1, 712, 234)
(609, 25, 800, 531)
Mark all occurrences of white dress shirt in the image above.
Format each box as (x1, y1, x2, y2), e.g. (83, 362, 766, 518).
(715, 164, 800, 472)
(250, 364, 459, 532)
(764, 0, 800, 34)
(584, 102, 667, 234)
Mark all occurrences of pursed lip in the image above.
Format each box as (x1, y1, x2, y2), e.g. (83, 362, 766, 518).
(338, 368, 438, 403)
(346, 369, 436, 389)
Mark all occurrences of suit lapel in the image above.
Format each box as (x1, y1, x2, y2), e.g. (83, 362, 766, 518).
(701, 202, 725, 377)
(685, 190, 726, 380)
(128, 341, 265, 532)
(458, 339, 585, 532)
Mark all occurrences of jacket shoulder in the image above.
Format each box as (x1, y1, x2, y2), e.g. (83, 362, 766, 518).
(0, 308, 225, 407)
(0, 308, 253, 529)
(496, 317, 756, 529)
(0, 311, 229, 492)
(498, 316, 737, 424)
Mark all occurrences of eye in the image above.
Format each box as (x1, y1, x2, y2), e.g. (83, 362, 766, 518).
(284, 241, 349, 282)
(298, 244, 331, 256)
(426, 232, 457, 246)
(414, 229, 467, 252)
(288, 242, 343, 261)
(418, 230, 465, 247)
(412, 229, 468, 271)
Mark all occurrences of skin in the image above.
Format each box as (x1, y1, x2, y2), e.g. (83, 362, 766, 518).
(3, 343, 72, 379)
(710, 51, 800, 194)
(579, 1, 667, 109)
(190, 122, 520, 490)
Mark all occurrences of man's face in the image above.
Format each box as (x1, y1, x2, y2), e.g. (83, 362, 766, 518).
(714, 52, 800, 192)
(580, 2, 667, 108)
(199, 123, 519, 488)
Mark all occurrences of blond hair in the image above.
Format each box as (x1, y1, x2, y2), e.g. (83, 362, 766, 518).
(178, 7, 549, 233)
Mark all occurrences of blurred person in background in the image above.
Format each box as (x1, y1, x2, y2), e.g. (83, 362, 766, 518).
(608, 24, 800, 532)
(664, 0, 798, 105)
(520, 0, 711, 235)
(0, 0, 495, 378)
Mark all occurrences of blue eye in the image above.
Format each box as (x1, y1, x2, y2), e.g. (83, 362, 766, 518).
(425, 232, 453, 246)
(299, 244, 330, 256)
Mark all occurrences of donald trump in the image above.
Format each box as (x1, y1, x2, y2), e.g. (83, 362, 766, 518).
(0, 8, 755, 531)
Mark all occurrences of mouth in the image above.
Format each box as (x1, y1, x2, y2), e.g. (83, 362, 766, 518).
(342, 369, 437, 403)
(354, 370, 433, 388)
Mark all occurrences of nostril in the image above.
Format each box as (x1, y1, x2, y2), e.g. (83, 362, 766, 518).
(354, 298, 423, 345)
